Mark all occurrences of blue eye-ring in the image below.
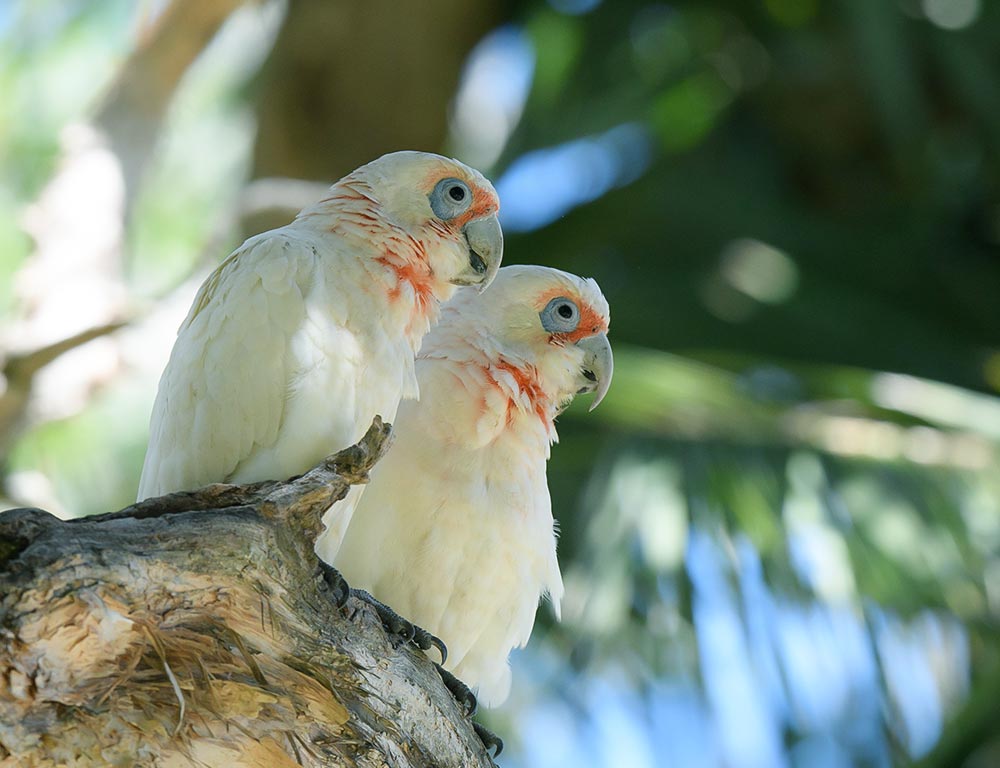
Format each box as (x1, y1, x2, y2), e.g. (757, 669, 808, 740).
(540, 297, 580, 333)
(429, 177, 472, 220)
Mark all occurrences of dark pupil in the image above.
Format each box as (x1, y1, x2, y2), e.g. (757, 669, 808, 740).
(557, 303, 574, 319)
(448, 185, 466, 202)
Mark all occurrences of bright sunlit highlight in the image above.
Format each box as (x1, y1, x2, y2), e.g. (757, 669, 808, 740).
(720, 238, 799, 304)
(496, 123, 652, 231)
(450, 26, 535, 169)
(872, 372, 1000, 440)
(922, 0, 980, 30)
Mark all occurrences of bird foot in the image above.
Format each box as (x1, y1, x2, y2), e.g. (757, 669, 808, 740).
(318, 564, 498, 756)
(435, 663, 478, 716)
(319, 562, 446, 663)
(434, 665, 502, 760)
(473, 721, 504, 760)
(317, 560, 353, 607)
(319, 563, 447, 661)
(351, 588, 447, 663)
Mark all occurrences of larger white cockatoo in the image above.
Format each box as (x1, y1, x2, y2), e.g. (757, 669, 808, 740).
(324, 265, 613, 707)
(137, 152, 502, 517)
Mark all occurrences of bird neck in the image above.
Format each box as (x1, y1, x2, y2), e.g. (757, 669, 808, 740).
(296, 177, 449, 347)
(296, 177, 381, 229)
(425, 336, 560, 441)
(492, 357, 557, 436)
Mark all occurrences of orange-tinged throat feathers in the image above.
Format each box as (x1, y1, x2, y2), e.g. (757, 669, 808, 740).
(305, 177, 442, 331)
(375, 242, 435, 318)
(488, 359, 554, 438)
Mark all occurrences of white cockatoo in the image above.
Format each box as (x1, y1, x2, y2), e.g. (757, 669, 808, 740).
(137, 152, 502, 518)
(324, 265, 613, 707)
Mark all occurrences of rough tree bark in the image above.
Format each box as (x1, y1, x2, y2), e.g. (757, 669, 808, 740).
(0, 419, 495, 767)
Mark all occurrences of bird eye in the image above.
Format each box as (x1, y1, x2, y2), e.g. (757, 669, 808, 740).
(430, 177, 472, 220)
(540, 297, 580, 333)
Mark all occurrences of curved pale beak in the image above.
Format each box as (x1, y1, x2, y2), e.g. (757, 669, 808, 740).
(576, 332, 613, 411)
(455, 213, 503, 293)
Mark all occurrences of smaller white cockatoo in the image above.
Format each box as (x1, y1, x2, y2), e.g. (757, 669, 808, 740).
(325, 265, 613, 707)
(137, 152, 502, 519)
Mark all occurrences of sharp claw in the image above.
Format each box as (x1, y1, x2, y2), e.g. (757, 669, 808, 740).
(430, 634, 448, 666)
(473, 721, 504, 759)
(322, 574, 497, 757)
(350, 588, 447, 661)
(436, 663, 477, 717)
(410, 625, 448, 665)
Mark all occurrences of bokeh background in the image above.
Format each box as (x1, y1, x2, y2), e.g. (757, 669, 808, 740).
(2, 1, 1000, 766)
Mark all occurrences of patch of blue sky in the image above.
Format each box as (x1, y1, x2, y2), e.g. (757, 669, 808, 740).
(496, 123, 652, 232)
(451, 25, 535, 169)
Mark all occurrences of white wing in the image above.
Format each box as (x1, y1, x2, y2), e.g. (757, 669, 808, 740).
(138, 230, 315, 499)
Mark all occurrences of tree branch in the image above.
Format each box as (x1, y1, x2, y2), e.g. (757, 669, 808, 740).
(0, 419, 494, 767)
(96, 0, 249, 202)
(0, 321, 128, 469)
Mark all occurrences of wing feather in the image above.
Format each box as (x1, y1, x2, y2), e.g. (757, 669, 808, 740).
(137, 231, 312, 499)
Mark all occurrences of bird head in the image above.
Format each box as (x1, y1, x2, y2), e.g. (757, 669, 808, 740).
(436, 265, 613, 414)
(346, 151, 503, 294)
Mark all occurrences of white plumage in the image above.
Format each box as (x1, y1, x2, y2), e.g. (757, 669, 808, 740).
(138, 151, 502, 518)
(328, 265, 613, 706)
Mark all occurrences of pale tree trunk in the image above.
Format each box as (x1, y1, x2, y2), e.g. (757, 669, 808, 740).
(0, 420, 494, 767)
(246, 0, 505, 235)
